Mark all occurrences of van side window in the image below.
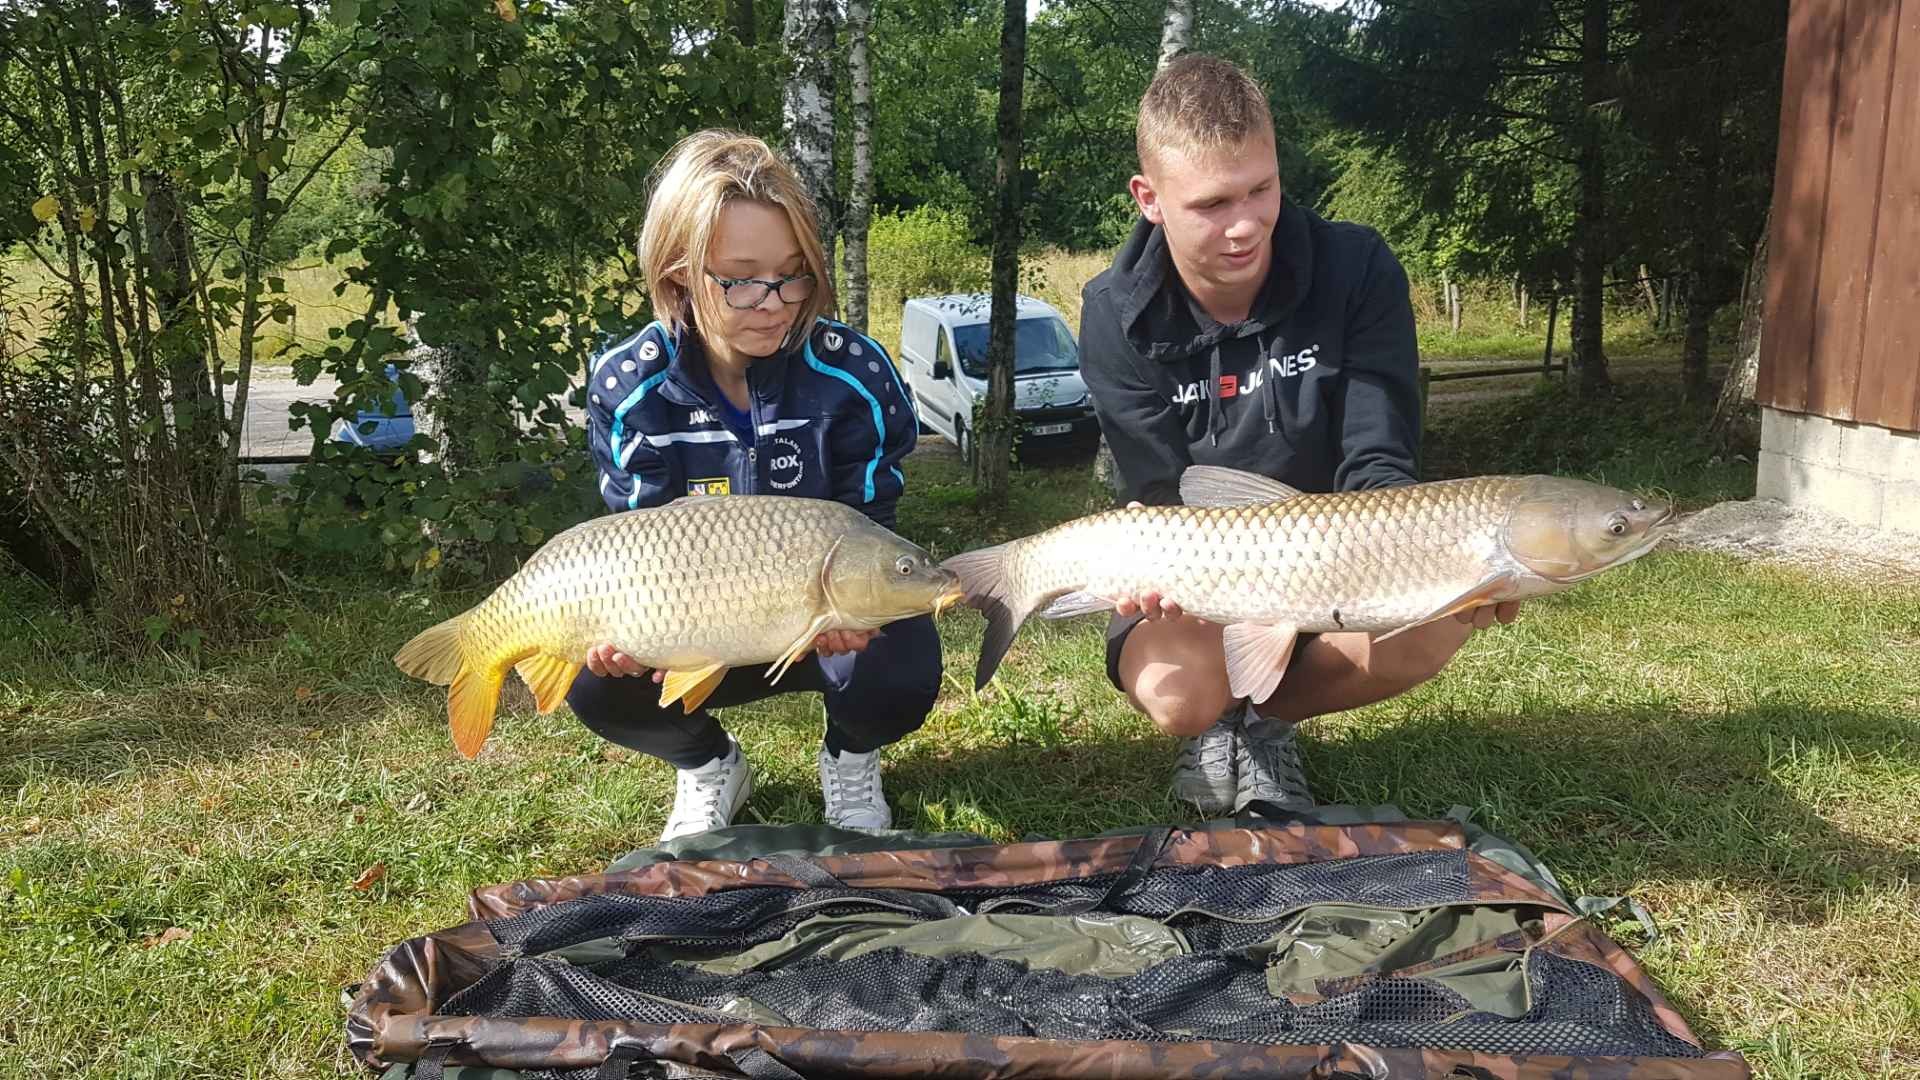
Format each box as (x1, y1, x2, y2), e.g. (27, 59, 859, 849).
(935, 326, 954, 372)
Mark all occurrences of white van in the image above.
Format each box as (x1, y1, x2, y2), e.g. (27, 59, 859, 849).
(896, 293, 1099, 461)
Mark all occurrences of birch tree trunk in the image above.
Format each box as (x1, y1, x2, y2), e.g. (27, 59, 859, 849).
(976, 0, 1027, 499)
(783, 0, 839, 266)
(1094, 0, 1195, 501)
(404, 317, 489, 575)
(843, 0, 874, 332)
(1157, 0, 1194, 68)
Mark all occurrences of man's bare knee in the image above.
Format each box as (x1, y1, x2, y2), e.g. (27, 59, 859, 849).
(1128, 669, 1233, 736)
(1370, 621, 1471, 688)
(1117, 619, 1233, 736)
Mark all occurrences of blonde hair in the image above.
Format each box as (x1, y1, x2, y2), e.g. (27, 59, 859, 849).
(1136, 54, 1275, 175)
(637, 130, 835, 360)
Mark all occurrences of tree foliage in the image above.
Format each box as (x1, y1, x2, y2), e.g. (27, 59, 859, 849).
(282, 0, 775, 584)
(0, 0, 1797, 652)
(1301, 0, 1784, 397)
(0, 0, 376, 642)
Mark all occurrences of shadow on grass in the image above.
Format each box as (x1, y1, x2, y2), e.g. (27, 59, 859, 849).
(804, 699, 1920, 916)
(0, 683, 412, 789)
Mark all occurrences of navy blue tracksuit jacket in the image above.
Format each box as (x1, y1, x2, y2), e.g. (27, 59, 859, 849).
(564, 316, 942, 768)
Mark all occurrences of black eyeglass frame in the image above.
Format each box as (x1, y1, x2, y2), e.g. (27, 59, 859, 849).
(705, 270, 817, 310)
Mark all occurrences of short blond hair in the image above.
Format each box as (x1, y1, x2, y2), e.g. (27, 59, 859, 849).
(1136, 54, 1275, 175)
(637, 130, 835, 358)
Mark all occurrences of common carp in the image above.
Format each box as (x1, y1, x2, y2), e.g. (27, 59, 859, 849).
(943, 466, 1674, 701)
(395, 495, 964, 757)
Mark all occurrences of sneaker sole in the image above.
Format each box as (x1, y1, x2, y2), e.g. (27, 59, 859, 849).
(1233, 794, 1315, 818)
(1170, 782, 1237, 817)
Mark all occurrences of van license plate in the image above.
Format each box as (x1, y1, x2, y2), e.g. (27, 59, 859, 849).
(1030, 422, 1072, 436)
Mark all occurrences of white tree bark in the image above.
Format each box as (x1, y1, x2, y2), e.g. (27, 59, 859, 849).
(783, 0, 839, 266)
(1096, 0, 1198, 501)
(1157, 0, 1195, 69)
(402, 316, 483, 565)
(843, 0, 873, 331)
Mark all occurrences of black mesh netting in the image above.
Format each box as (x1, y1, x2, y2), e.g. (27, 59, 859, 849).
(450, 853, 1703, 1074)
(489, 851, 1471, 957)
(487, 884, 962, 957)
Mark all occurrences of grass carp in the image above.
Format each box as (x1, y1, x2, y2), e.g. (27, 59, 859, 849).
(943, 466, 1675, 702)
(395, 495, 964, 757)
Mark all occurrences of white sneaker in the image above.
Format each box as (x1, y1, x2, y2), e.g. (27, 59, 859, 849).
(660, 737, 754, 841)
(818, 745, 892, 830)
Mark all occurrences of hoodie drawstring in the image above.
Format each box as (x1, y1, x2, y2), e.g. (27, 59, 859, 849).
(1263, 334, 1283, 435)
(1207, 343, 1224, 446)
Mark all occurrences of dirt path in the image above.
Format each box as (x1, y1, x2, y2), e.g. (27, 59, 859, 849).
(1663, 498, 1920, 584)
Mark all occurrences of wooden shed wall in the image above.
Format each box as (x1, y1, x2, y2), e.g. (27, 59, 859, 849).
(1759, 0, 1920, 434)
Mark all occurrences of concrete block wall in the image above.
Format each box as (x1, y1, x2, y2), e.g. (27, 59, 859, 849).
(1757, 407, 1920, 535)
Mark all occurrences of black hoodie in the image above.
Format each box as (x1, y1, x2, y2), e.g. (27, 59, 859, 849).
(1078, 197, 1422, 506)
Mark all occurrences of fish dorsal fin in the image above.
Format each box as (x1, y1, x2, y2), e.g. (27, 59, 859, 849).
(668, 494, 728, 507)
(1179, 465, 1305, 508)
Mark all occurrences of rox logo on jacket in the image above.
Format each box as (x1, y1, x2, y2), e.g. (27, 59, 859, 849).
(1170, 343, 1322, 406)
(768, 436, 805, 490)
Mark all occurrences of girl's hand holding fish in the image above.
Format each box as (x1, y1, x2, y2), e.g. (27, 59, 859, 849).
(585, 644, 663, 682)
(813, 630, 877, 656)
(585, 629, 876, 681)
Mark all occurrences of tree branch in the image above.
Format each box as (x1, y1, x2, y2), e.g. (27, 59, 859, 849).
(264, 120, 359, 237)
(1024, 61, 1105, 155)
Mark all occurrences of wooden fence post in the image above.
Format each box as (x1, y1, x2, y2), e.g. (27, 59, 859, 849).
(1543, 294, 1560, 374)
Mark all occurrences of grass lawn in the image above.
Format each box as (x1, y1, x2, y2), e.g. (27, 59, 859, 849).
(3, 378, 1916, 1078)
(2, 254, 387, 374)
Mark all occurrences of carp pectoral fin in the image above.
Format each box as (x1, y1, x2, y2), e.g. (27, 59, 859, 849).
(660, 662, 729, 714)
(1222, 622, 1300, 705)
(1373, 573, 1518, 644)
(1178, 465, 1305, 508)
(514, 654, 583, 715)
(1036, 590, 1112, 620)
(767, 613, 835, 685)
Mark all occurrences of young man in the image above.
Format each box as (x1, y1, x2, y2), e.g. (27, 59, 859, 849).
(1077, 55, 1519, 817)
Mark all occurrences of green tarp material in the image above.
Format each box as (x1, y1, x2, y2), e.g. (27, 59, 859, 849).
(363, 804, 1677, 1079)
(603, 802, 1608, 923)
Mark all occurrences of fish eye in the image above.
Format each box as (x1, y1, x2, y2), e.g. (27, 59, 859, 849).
(895, 556, 915, 576)
(1607, 514, 1628, 537)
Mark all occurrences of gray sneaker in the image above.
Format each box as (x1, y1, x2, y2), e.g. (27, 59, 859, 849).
(1233, 706, 1315, 815)
(1169, 717, 1239, 816)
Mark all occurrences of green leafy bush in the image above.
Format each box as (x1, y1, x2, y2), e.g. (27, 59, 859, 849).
(865, 206, 990, 308)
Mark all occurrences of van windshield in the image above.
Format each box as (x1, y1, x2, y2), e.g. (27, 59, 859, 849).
(951, 316, 1079, 380)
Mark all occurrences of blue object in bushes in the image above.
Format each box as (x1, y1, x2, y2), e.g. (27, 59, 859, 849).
(332, 362, 415, 454)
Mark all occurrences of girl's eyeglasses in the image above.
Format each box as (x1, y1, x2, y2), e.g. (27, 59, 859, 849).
(706, 271, 816, 310)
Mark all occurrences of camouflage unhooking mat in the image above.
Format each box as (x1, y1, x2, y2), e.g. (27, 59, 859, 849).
(344, 806, 1751, 1079)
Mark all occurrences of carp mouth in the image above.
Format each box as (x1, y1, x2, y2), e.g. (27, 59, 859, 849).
(932, 582, 967, 616)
